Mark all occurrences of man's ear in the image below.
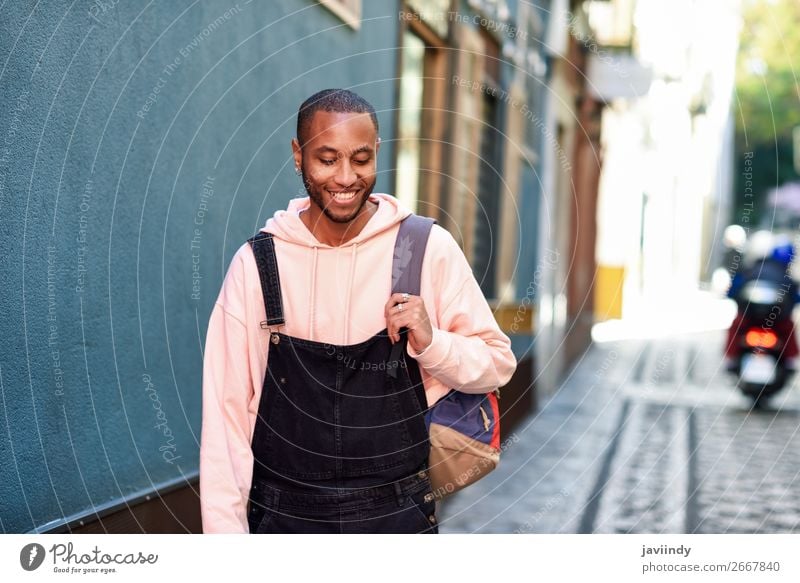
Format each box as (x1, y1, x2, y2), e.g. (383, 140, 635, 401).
(376, 136, 381, 155)
(291, 138, 302, 171)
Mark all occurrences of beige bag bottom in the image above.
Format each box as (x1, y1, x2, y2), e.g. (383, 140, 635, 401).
(428, 423, 500, 500)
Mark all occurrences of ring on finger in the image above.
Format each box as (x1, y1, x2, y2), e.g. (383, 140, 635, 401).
(397, 303, 404, 312)
(401, 292, 409, 302)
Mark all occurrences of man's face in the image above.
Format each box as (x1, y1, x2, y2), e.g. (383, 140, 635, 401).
(293, 111, 380, 224)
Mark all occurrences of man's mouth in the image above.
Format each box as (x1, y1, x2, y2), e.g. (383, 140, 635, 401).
(329, 189, 359, 202)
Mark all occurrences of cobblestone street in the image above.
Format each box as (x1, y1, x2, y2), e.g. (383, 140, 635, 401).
(439, 308, 800, 534)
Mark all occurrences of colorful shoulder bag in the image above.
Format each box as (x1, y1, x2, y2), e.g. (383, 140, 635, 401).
(389, 214, 501, 500)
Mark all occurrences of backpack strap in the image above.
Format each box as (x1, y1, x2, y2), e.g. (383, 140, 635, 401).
(388, 214, 436, 378)
(247, 232, 285, 329)
(391, 214, 437, 295)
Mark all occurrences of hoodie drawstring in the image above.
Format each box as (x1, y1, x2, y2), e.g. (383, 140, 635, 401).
(308, 246, 318, 339)
(343, 243, 357, 345)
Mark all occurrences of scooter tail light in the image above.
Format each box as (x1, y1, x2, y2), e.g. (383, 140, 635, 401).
(744, 329, 778, 349)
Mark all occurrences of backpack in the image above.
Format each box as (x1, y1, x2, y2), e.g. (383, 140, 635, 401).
(389, 214, 501, 500)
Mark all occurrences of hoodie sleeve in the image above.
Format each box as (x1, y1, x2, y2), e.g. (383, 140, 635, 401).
(407, 225, 517, 393)
(200, 247, 257, 534)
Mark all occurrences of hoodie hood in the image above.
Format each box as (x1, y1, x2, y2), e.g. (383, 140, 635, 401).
(262, 192, 412, 247)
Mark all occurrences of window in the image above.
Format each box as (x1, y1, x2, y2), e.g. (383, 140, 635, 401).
(395, 7, 449, 217)
(447, 24, 484, 263)
(396, 31, 426, 212)
(495, 83, 525, 304)
(471, 27, 503, 299)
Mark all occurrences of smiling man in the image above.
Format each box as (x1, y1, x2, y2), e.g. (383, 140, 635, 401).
(200, 88, 517, 534)
(294, 104, 379, 236)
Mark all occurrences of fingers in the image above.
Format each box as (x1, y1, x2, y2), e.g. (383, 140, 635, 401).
(389, 310, 433, 351)
(387, 309, 412, 343)
(385, 293, 431, 349)
(385, 293, 415, 343)
(389, 320, 409, 344)
(384, 292, 413, 317)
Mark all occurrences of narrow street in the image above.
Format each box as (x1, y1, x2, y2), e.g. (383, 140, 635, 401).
(440, 296, 800, 534)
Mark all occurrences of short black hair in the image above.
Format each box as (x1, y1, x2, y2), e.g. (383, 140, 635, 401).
(296, 88, 379, 147)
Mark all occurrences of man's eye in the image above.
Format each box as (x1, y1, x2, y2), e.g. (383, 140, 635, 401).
(354, 158, 370, 165)
(319, 159, 336, 165)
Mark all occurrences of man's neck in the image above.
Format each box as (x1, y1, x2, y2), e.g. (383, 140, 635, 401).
(300, 198, 378, 247)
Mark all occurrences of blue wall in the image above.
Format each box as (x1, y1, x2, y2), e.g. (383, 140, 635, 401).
(0, 0, 400, 533)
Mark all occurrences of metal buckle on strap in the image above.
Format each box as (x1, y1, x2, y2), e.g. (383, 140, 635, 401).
(260, 322, 283, 345)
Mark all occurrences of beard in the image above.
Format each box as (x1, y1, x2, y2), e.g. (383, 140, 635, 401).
(300, 164, 376, 224)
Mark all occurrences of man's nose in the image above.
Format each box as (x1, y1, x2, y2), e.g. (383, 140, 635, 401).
(335, 159, 356, 186)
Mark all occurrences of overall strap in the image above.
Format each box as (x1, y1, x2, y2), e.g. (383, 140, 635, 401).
(391, 214, 437, 295)
(248, 232, 285, 328)
(388, 214, 436, 378)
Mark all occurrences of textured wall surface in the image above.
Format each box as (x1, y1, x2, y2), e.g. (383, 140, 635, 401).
(0, 0, 399, 532)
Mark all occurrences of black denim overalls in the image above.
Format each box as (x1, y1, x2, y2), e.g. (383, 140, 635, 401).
(246, 228, 437, 534)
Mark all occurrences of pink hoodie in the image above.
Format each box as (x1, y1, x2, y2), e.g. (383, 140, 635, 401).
(199, 193, 517, 533)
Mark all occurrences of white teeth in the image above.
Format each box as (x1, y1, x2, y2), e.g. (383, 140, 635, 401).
(332, 191, 357, 201)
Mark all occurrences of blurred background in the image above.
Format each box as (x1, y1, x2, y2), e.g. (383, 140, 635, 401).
(2, 0, 799, 533)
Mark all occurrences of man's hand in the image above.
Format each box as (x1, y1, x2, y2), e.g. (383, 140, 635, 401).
(384, 292, 433, 353)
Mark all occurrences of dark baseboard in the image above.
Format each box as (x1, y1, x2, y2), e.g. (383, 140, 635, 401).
(47, 478, 202, 534)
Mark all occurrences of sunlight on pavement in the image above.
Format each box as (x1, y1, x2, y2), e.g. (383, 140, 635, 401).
(592, 289, 738, 343)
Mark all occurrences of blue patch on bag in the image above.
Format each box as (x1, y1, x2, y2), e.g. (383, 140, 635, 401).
(425, 390, 496, 446)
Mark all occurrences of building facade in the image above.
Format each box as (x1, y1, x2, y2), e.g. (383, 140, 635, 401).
(1, 0, 561, 532)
